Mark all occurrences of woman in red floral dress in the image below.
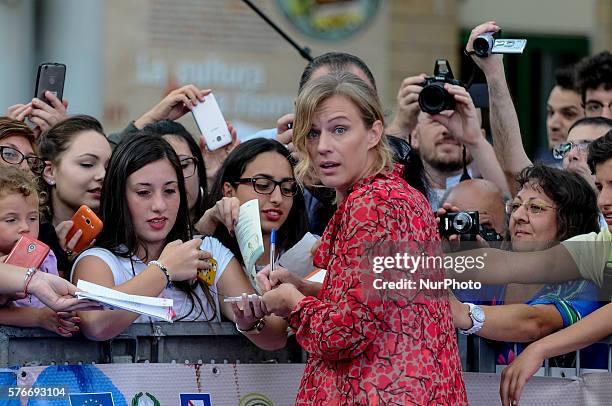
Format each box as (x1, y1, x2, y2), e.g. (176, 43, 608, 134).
(259, 72, 467, 405)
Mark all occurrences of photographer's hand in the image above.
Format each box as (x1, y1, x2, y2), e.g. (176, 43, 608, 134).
(430, 84, 483, 148)
(466, 21, 504, 78)
(386, 74, 427, 139)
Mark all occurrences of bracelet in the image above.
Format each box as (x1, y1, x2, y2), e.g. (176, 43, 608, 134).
(23, 267, 37, 295)
(148, 260, 173, 288)
(236, 318, 266, 335)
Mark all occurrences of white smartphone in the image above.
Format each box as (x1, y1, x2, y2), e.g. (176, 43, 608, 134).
(191, 93, 232, 151)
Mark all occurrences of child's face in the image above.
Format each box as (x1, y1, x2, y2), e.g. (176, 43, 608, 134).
(0, 193, 40, 256)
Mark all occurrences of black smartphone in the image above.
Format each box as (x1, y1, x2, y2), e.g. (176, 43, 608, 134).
(34, 63, 66, 104)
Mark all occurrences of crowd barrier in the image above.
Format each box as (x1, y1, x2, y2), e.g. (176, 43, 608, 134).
(1, 364, 612, 405)
(1, 324, 612, 405)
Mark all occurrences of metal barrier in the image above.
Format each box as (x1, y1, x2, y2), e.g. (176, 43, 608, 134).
(0, 322, 303, 367)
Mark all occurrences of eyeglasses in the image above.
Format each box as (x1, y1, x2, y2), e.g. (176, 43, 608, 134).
(584, 101, 612, 117)
(505, 199, 555, 215)
(179, 157, 197, 179)
(552, 140, 592, 160)
(234, 176, 298, 197)
(0, 146, 45, 174)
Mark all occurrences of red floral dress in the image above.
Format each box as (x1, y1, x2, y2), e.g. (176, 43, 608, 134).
(287, 164, 467, 405)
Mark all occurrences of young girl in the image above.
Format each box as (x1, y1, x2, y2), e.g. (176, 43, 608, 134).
(0, 166, 79, 337)
(72, 133, 286, 348)
(195, 138, 308, 283)
(38, 115, 112, 277)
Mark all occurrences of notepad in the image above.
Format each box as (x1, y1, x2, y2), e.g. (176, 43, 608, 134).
(76, 280, 174, 322)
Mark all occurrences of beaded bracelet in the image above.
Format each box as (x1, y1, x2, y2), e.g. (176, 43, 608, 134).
(148, 260, 173, 288)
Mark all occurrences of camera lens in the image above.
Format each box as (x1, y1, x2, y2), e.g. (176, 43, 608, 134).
(216, 136, 222, 141)
(473, 33, 495, 57)
(419, 82, 456, 115)
(86, 218, 91, 225)
(452, 212, 473, 233)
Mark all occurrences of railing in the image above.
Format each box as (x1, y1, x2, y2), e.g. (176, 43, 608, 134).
(0, 323, 609, 378)
(0, 322, 303, 367)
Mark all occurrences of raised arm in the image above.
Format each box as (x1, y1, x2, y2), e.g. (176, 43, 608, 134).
(466, 21, 532, 175)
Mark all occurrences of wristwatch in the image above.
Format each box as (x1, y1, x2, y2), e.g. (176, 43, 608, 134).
(236, 318, 266, 335)
(459, 303, 485, 335)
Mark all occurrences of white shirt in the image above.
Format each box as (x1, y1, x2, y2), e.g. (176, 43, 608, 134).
(72, 237, 234, 322)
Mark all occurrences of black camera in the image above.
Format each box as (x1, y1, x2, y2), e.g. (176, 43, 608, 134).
(418, 59, 465, 115)
(439, 211, 479, 238)
(439, 211, 504, 242)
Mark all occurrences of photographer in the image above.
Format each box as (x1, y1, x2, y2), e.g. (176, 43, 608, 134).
(410, 77, 509, 209)
(441, 167, 603, 372)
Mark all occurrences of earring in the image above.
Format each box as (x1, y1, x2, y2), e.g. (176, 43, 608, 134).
(199, 186, 204, 198)
(48, 180, 55, 186)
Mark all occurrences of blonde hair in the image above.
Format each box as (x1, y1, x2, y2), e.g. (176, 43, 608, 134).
(292, 72, 394, 186)
(0, 166, 40, 202)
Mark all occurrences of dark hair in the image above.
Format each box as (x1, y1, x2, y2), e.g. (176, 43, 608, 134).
(37, 115, 107, 221)
(38, 115, 105, 162)
(554, 64, 579, 92)
(208, 138, 308, 265)
(386, 135, 429, 198)
(568, 116, 612, 135)
(142, 120, 208, 220)
(576, 51, 612, 102)
(516, 165, 599, 240)
(298, 52, 376, 93)
(97, 132, 210, 321)
(588, 130, 612, 173)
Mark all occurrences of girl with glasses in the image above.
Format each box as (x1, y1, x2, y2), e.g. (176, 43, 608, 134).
(196, 138, 308, 284)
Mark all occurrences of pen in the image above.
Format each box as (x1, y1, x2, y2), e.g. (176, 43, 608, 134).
(270, 228, 276, 272)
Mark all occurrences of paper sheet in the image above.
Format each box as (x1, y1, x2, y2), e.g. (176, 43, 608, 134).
(277, 232, 319, 277)
(76, 280, 174, 322)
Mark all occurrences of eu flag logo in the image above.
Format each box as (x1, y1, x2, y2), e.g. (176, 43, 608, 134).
(69, 392, 115, 406)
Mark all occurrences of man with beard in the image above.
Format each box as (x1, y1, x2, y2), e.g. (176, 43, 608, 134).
(412, 107, 509, 210)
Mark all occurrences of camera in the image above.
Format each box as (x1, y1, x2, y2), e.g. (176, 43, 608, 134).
(439, 211, 504, 242)
(472, 31, 527, 58)
(439, 211, 479, 238)
(418, 59, 465, 115)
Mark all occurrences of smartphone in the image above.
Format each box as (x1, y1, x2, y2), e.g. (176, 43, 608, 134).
(5, 235, 50, 269)
(34, 63, 66, 104)
(191, 93, 232, 151)
(66, 205, 103, 254)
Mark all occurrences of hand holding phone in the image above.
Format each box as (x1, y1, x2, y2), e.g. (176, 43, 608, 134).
(192, 93, 232, 151)
(4, 235, 50, 269)
(35, 63, 66, 104)
(66, 205, 103, 254)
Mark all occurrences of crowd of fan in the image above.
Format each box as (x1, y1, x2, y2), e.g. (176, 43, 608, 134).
(0, 20, 611, 404)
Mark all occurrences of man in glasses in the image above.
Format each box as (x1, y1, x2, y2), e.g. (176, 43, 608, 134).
(0, 117, 45, 175)
(553, 117, 612, 192)
(576, 51, 612, 120)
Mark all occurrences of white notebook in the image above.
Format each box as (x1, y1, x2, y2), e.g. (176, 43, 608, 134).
(76, 280, 174, 322)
